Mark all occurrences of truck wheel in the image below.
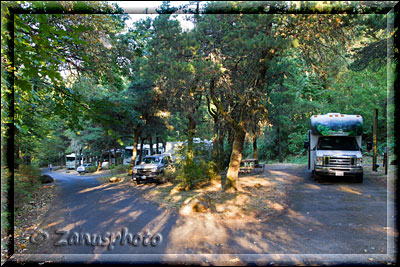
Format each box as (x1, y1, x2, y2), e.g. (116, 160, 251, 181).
(156, 172, 165, 184)
(355, 174, 363, 183)
(314, 174, 321, 183)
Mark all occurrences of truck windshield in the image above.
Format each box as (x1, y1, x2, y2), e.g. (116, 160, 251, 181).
(143, 157, 161, 164)
(317, 136, 359, 151)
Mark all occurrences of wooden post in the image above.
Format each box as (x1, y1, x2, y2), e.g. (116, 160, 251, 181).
(372, 109, 378, 171)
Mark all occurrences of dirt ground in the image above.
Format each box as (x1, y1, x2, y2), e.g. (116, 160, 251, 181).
(133, 165, 300, 223)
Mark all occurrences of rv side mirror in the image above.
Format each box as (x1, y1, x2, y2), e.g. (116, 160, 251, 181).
(304, 141, 310, 149)
(367, 142, 372, 151)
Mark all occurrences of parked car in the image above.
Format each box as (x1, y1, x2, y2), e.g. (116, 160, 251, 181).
(77, 163, 93, 174)
(132, 154, 173, 184)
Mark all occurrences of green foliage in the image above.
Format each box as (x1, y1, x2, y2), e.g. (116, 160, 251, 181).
(85, 166, 97, 173)
(1, 167, 11, 243)
(1, 1, 393, 179)
(161, 168, 176, 183)
(110, 164, 128, 174)
(176, 158, 217, 190)
(287, 132, 307, 155)
(14, 165, 42, 211)
(173, 141, 216, 189)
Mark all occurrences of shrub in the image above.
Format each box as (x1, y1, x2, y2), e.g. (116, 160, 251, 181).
(110, 164, 128, 174)
(14, 165, 42, 211)
(86, 166, 97, 173)
(1, 167, 10, 239)
(160, 168, 176, 183)
(176, 158, 218, 190)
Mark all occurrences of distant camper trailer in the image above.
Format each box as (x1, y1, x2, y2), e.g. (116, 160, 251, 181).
(123, 143, 165, 166)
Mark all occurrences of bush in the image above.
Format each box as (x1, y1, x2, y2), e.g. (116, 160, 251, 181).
(176, 158, 218, 190)
(14, 165, 42, 211)
(1, 167, 11, 239)
(86, 166, 97, 173)
(110, 164, 128, 174)
(161, 168, 176, 183)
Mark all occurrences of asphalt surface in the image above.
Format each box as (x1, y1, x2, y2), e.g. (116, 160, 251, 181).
(13, 165, 396, 265)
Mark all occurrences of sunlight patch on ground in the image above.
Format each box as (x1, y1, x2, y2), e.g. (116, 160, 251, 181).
(166, 215, 229, 254)
(337, 185, 362, 195)
(42, 219, 63, 230)
(263, 227, 295, 243)
(286, 209, 323, 226)
(77, 183, 111, 194)
(304, 183, 321, 190)
(59, 220, 87, 231)
(139, 210, 170, 235)
(116, 206, 131, 214)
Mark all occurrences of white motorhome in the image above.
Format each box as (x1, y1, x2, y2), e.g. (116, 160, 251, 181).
(66, 153, 77, 169)
(123, 143, 165, 166)
(305, 113, 364, 183)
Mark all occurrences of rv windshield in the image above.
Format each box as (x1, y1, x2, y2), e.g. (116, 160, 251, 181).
(66, 157, 75, 162)
(317, 136, 359, 151)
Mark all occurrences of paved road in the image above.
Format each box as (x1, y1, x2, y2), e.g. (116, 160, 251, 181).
(15, 165, 396, 265)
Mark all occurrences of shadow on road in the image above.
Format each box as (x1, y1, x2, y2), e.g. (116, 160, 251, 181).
(18, 164, 392, 265)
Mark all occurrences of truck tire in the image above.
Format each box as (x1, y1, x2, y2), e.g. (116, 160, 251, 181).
(156, 171, 165, 184)
(355, 173, 363, 183)
(313, 173, 321, 183)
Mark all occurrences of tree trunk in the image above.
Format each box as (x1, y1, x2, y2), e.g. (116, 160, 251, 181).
(162, 140, 166, 154)
(156, 136, 159, 154)
(108, 150, 112, 166)
(15, 136, 20, 169)
(97, 151, 103, 172)
(253, 135, 258, 162)
(149, 135, 154, 155)
(212, 120, 219, 166)
(218, 129, 225, 170)
(139, 136, 144, 164)
(277, 126, 283, 163)
(128, 131, 140, 175)
(187, 115, 196, 159)
(75, 150, 79, 169)
(225, 128, 245, 191)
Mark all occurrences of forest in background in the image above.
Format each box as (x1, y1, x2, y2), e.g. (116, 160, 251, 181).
(1, 1, 397, 191)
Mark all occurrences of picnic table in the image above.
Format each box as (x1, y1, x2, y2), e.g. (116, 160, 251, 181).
(239, 159, 264, 174)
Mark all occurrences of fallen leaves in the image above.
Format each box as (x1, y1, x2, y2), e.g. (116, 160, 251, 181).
(12, 183, 57, 254)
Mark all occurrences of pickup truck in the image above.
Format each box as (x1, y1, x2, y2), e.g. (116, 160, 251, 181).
(132, 154, 173, 184)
